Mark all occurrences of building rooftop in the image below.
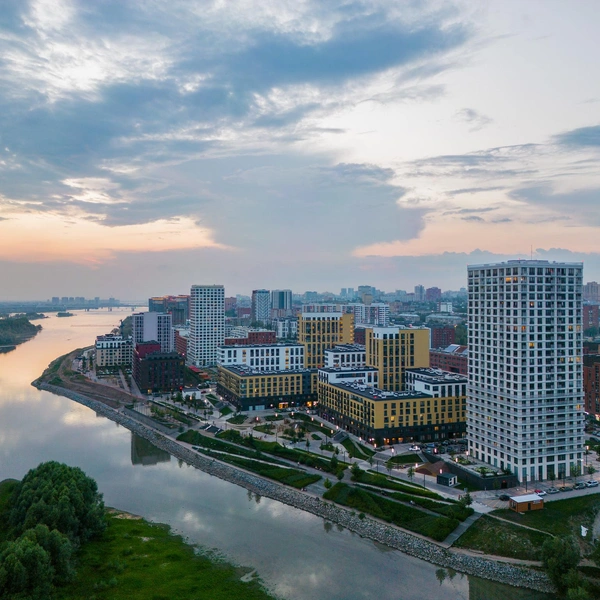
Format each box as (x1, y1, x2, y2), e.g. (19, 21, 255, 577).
(431, 344, 468, 355)
(330, 381, 430, 401)
(405, 368, 468, 384)
(324, 344, 366, 353)
(218, 342, 303, 349)
(319, 366, 378, 374)
(468, 260, 583, 269)
(219, 364, 315, 376)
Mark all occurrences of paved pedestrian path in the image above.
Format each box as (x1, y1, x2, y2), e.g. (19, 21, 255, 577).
(440, 512, 482, 548)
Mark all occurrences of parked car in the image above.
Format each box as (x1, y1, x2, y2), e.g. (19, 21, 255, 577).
(409, 445, 420, 451)
(574, 482, 587, 490)
(498, 494, 511, 501)
(586, 480, 599, 487)
(559, 485, 574, 492)
(534, 489, 547, 497)
(547, 487, 560, 494)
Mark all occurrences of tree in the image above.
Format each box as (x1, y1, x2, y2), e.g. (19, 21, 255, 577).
(549, 470, 556, 484)
(587, 465, 596, 476)
(0, 537, 54, 600)
(407, 467, 415, 483)
(571, 464, 582, 481)
(459, 490, 473, 507)
(9, 461, 105, 545)
(336, 470, 344, 481)
(386, 459, 394, 475)
(350, 463, 362, 480)
(541, 536, 581, 593)
(19, 525, 74, 585)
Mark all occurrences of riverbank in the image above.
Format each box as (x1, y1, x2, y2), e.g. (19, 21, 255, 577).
(0, 479, 277, 600)
(0, 316, 42, 353)
(33, 380, 553, 594)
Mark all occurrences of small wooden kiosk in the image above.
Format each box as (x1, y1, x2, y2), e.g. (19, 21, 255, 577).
(509, 493, 544, 513)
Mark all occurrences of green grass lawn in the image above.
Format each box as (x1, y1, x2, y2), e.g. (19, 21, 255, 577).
(54, 513, 277, 600)
(389, 453, 420, 465)
(453, 514, 552, 561)
(226, 414, 246, 425)
(491, 494, 600, 536)
(354, 470, 445, 500)
(340, 437, 375, 459)
(323, 483, 458, 541)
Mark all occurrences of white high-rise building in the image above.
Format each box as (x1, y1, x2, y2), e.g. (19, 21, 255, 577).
(467, 260, 585, 483)
(132, 311, 174, 352)
(252, 289, 271, 323)
(189, 285, 225, 367)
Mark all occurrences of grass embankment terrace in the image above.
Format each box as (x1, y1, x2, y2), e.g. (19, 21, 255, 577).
(340, 437, 376, 459)
(389, 453, 421, 465)
(353, 470, 446, 500)
(491, 494, 600, 537)
(323, 483, 459, 542)
(177, 430, 323, 488)
(453, 515, 552, 561)
(456, 494, 600, 562)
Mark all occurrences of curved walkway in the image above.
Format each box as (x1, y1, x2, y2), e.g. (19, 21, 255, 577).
(33, 380, 554, 594)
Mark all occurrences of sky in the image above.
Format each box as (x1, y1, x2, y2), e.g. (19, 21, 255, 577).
(1, 0, 600, 300)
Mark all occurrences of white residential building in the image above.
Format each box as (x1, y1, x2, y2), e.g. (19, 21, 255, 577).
(324, 344, 366, 369)
(95, 334, 133, 367)
(467, 260, 585, 482)
(189, 285, 225, 367)
(273, 317, 298, 339)
(132, 311, 173, 353)
(218, 343, 304, 371)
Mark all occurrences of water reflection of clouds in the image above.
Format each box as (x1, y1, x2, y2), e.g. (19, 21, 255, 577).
(180, 510, 214, 535)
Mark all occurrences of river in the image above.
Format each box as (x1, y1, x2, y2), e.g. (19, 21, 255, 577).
(0, 310, 554, 600)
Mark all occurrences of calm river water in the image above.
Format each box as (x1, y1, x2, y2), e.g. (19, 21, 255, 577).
(0, 310, 553, 600)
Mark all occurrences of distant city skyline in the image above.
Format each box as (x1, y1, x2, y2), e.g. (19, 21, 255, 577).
(1, 1, 599, 299)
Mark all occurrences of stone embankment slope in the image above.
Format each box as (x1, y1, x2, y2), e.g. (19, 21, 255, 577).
(32, 380, 553, 594)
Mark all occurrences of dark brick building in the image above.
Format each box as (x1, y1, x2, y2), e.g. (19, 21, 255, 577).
(133, 341, 185, 393)
(224, 330, 276, 345)
(584, 354, 600, 416)
(429, 344, 468, 375)
(430, 326, 456, 349)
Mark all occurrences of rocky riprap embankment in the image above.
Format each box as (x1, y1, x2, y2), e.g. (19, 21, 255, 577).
(34, 381, 553, 594)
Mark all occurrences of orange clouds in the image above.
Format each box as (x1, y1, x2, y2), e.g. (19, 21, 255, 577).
(0, 214, 229, 265)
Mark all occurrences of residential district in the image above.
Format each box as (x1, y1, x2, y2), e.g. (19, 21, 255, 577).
(82, 259, 600, 496)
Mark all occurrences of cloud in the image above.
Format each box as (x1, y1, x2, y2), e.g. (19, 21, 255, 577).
(455, 107, 493, 131)
(554, 125, 600, 148)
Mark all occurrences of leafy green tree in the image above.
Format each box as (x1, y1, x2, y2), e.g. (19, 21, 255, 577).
(19, 525, 74, 585)
(587, 465, 596, 476)
(9, 461, 105, 545)
(541, 536, 581, 593)
(407, 467, 415, 483)
(459, 490, 473, 507)
(0, 537, 54, 600)
(350, 463, 362, 480)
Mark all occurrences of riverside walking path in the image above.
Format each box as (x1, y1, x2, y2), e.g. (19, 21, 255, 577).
(31, 377, 555, 594)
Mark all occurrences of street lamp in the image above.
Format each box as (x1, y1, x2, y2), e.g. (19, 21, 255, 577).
(586, 445, 589, 466)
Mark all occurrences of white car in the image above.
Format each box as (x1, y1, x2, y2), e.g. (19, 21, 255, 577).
(409, 445, 421, 451)
(586, 480, 599, 488)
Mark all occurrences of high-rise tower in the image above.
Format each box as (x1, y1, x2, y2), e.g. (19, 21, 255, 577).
(467, 260, 584, 482)
(189, 285, 225, 367)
